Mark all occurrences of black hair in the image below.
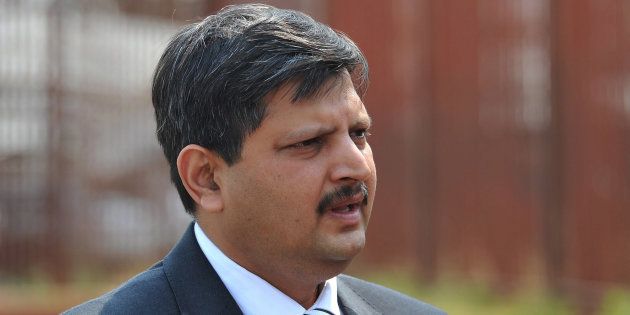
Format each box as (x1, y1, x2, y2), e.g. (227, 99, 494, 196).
(152, 3, 369, 215)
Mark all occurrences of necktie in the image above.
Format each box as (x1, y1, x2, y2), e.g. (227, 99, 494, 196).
(304, 308, 335, 315)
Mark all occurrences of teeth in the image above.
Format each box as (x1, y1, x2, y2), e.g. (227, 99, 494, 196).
(332, 205, 349, 212)
(332, 204, 358, 213)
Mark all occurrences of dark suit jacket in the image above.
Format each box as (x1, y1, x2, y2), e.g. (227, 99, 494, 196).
(65, 223, 445, 315)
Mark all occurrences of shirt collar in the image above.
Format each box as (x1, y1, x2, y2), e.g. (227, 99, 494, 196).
(194, 222, 341, 315)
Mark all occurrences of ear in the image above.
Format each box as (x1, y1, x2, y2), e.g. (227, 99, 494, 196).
(177, 144, 225, 214)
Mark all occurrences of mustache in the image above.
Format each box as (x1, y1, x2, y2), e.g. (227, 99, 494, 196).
(317, 182, 369, 215)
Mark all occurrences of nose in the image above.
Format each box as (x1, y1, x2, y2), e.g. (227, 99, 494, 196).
(329, 136, 373, 183)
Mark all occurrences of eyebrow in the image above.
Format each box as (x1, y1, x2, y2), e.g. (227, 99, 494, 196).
(353, 114, 373, 129)
(280, 114, 373, 145)
(282, 125, 336, 144)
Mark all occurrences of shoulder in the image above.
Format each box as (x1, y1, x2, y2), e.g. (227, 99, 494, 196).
(337, 274, 446, 315)
(63, 262, 179, 315)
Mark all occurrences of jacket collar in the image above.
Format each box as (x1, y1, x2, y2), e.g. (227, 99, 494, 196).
(162, 222, 379, 315)
(337, 275, 381, 315)
(162, 222, 243, 315)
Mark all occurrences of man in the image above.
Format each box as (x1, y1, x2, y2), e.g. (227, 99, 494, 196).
(66, 4, 444, 315)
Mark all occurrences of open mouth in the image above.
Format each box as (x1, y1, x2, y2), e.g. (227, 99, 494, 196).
(317, 182, 369, 215)
(331, 202, 360, 213)
(325, 191, 365, 220)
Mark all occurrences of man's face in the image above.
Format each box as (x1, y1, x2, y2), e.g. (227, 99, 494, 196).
(217, 72, 377, 279)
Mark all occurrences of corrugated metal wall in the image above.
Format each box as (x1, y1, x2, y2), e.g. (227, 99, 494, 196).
(330, 0, 545, 278)
(329, 0, 630, 308)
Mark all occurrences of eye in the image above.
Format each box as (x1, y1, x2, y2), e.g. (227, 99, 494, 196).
(350, 129, 371, 142)
(290, 137, 323, 149)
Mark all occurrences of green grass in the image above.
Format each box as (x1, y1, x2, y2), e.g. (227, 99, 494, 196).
(356, 270, 630, 315)
(2, 267, 629, 315)
(599, 287, 630, 315)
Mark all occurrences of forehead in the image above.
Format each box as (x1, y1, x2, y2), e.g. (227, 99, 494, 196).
(263, 73, 368, 120)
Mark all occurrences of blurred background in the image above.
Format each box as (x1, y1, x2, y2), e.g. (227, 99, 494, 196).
(1, 0, 629, 314)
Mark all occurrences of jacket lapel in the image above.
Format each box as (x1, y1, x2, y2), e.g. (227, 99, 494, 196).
(337, 277, 381, 315)
(162, 222, 383, 315)
(162, 222, 243, 315)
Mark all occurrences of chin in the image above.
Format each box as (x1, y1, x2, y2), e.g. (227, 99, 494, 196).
(319, 233, 366, 262)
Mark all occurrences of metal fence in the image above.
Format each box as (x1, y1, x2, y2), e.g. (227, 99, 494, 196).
(0, 0, 190, 280)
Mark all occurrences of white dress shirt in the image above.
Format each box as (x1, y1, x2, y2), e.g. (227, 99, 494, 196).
(194, 222, 341, 315)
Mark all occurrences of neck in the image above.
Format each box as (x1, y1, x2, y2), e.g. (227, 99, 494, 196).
(279, 280, 321, 308)
(196, 219, 342, 308)
(224, 250, 328, 308)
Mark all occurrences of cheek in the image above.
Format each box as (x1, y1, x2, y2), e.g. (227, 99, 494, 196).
(262, 160, 326, 212)
(229, 159, 325, 223)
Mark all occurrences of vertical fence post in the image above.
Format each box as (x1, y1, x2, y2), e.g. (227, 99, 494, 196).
(543, 0, 565, 295)
(414, 0, 438, 283)
(46, 0, 68, 283)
